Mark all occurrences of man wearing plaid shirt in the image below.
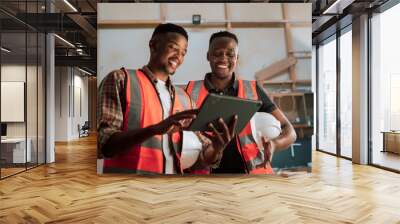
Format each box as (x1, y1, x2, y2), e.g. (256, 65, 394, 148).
(97, 23, 236, 174)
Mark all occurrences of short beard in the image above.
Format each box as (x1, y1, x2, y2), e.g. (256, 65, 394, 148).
(161, 65, 175, 76)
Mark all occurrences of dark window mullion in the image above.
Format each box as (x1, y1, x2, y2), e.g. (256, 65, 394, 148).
(25, 0, 28, 171)
(336, 28, 341, 157)
(44, 0, 48, 165)
(367, 11, 373, 165)
(316, 45, 319, 151)
(36, 0, 39, 167)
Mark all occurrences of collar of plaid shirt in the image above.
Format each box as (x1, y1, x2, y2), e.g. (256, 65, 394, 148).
(139, 65, 177, 110)
(141, 65, 174, 95)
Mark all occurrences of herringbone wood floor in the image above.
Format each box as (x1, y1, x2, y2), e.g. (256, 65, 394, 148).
(1, 135, 400, 224)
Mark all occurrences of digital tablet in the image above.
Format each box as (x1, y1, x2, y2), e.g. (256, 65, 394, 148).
(188, 93, 262, 134)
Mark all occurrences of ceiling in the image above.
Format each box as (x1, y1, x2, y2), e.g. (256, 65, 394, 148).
(0, 0, 393, 76)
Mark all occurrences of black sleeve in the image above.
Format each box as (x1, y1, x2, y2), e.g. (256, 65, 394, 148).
(256, 83, 277, 113)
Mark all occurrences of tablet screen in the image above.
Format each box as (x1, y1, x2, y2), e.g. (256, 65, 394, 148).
(188, 93, 262, 133)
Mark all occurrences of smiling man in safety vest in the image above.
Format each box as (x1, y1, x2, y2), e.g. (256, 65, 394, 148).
(186, 31, 297, 174)
(97, 24, 237, 174)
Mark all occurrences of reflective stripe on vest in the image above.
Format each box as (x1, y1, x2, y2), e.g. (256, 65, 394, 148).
(186, 79, 273, 174)
(170, 86, 192, 173)
(103, 69, 190, 174)
(186, 80, 208, 107)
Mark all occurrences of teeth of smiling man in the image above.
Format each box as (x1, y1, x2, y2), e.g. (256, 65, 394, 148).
(217, 64, 228, 68)
(169, 60, 178, 67)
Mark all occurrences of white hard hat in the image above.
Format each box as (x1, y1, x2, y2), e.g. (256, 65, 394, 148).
(180, 131, 203, 169)
(250, 112, 281, 148)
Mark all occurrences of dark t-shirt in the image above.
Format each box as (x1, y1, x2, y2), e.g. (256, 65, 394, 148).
(202, 73, 276, 173)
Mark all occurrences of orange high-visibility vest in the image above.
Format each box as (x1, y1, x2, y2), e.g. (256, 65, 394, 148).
(186, 79, 274, 174)
(103, 69, 193, 174)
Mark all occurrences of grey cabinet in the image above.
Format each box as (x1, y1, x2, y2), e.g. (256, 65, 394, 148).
(271, 137, 312, 169)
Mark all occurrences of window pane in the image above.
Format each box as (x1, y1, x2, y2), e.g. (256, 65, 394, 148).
(371, 3, 400, 171)
(340, 29, 352, 158)
(0, 0, 46, 179)
(1, 30, 27, 177)
(318, 37, 337, 154)
(27, 31, 38, 169)
(38, 32, 45, 165)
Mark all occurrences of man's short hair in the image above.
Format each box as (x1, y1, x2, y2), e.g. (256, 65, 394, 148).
(151, 23, 188, 41)
(209, 31, 238, 45)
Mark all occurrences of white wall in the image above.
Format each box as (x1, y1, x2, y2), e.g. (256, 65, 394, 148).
(55, 67, 68, 141)
(1, 65, 26, 140)
(54, 67, 89, 141)
(1, 63, 46, 164)
(72, 73, 89, 138)
(1, 65, 37, 138)
(97, 3, 311, 85)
